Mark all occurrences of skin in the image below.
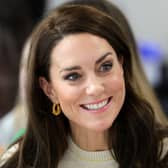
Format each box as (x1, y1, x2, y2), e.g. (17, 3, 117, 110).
(40, 33, 125, 151)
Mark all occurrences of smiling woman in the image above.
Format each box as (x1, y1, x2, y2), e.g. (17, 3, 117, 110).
(0, 1, 168, 168)
(39, 33, 125, 137)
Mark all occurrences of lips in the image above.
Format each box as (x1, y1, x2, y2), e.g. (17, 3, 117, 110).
(80, 97, 112, 111)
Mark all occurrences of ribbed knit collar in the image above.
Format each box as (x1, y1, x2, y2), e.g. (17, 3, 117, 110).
(68, 137, 117, 163)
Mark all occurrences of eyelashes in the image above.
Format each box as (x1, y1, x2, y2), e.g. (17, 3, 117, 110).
(99, 61, 113, 72)
(63, 72, 82, 81)
(63, 60, 113, 82)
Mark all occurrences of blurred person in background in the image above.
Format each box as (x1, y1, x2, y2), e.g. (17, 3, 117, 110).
(0, 26, 18, 154)
(0, 0, 46, 153)
(0, 38, 30, 153)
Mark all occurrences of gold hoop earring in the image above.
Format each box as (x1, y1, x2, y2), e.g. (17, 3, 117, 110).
(52, 104, 61, 116)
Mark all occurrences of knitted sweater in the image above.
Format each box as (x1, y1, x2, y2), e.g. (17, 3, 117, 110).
(58, 137, 118, 168)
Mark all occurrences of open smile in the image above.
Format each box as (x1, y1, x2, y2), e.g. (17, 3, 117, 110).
(80, 97, 112, 111)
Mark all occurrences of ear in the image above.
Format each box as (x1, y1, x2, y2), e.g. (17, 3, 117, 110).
(39, 77, 58, 104)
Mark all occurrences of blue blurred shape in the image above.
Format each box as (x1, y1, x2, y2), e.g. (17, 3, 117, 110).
(139, 41, 162, 62)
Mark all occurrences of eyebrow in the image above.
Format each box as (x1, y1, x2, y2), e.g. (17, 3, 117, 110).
(60, 52, 112, 73)
(60, 65, 81, 73)
(95, 52, 112, 64)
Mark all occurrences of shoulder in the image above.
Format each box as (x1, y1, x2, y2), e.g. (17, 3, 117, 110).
(0, 143, 19, 167)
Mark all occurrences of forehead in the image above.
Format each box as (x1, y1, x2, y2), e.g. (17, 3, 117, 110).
(50, 33, 116, 67)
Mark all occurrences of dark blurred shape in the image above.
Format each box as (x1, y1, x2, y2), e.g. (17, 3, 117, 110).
(155, 62, 168, 116)
(0, 0, 46, 118)
(0, 26, 18, 118)
(0, 0, 46, 55)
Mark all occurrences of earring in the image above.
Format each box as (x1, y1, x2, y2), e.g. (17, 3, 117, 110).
(52, 104, 61, 116)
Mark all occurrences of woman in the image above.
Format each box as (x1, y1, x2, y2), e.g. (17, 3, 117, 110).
(1, 3, 168, 168)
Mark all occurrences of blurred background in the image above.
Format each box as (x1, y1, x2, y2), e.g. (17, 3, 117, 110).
(0, 0, 168, 153)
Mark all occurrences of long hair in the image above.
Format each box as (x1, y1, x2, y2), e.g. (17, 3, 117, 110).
(63, 0, 167, 125)
(1, 4, 167, 168)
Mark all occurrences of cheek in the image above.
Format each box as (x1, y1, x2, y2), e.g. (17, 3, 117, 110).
(53, 83, 81, 109)
(55, 86, 83, 122)
(108, 73, 125, 93)
(113, 76, 125, 109)
(116, 77, 125, 92)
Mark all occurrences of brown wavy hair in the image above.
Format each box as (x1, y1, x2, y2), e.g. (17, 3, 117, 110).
(1, 3, 168, 168)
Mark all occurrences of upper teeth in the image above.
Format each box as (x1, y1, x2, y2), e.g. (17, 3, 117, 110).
(83, 99, 108, 110)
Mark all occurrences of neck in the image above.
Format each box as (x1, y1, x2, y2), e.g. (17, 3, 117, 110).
(70, 123, 109, 151)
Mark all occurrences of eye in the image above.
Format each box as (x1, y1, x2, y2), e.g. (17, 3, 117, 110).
(99, 61, 113, 72)
(63, 72, 81, 81)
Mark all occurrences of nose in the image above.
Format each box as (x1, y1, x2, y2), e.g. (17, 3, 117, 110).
(85, 76, 104, 96)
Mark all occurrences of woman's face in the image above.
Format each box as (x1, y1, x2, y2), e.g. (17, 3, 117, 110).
(41, 33, 125, 133)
